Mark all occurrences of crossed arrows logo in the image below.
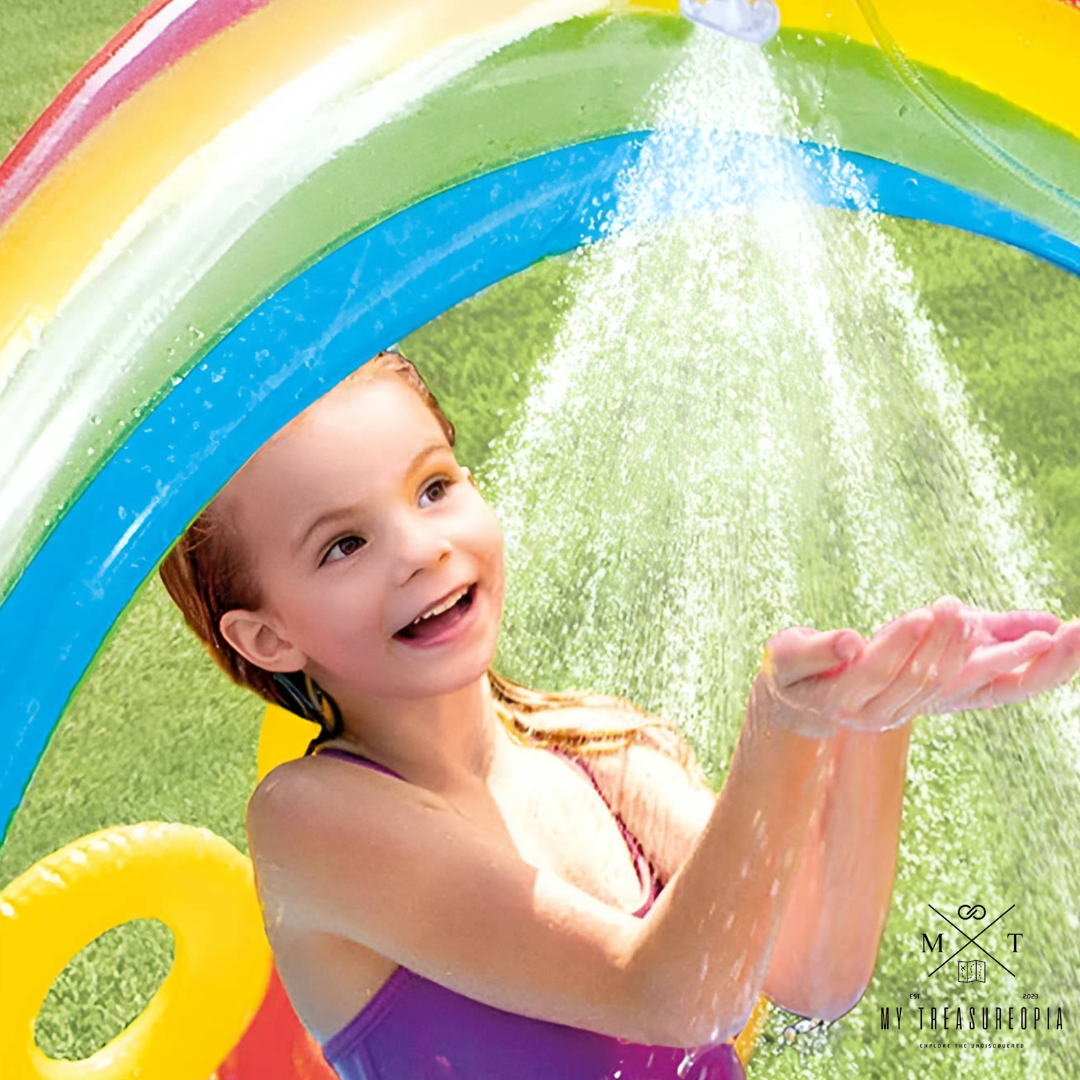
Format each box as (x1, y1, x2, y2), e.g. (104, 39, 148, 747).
(922, 903, 1021, 980)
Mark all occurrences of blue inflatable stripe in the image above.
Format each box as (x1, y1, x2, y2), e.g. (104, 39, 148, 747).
(2, 129, 1078, 838)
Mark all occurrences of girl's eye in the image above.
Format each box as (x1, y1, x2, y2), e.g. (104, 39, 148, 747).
(322, 535, 364, 565)
(420, 477, 452, 507)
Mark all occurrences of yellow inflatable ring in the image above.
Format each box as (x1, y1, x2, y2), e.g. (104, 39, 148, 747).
(0, 822, 271, 1080)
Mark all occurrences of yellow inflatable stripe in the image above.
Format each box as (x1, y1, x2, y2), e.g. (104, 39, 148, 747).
(0, 0, 603, 379)
(857, 0, 1080, 143)
(650, 0, 1080, 141)
(734, 991, 772, 1065)
(257, 702, 322, 784)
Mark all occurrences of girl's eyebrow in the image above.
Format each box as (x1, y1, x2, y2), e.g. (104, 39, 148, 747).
(290, 441, 451, 556)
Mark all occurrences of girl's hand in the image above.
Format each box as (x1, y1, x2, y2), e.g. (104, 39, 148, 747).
(752, 596, 1080, 736)
(930, 603, 1080, 714)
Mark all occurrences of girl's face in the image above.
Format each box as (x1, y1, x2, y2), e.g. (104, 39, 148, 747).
(219, 374, 506, 702)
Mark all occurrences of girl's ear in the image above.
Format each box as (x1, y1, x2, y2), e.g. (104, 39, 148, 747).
(219, 609, 307, 672)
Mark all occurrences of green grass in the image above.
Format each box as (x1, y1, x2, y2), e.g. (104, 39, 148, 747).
(0, 2, 149, 160)
(880, 217, 1080, 617)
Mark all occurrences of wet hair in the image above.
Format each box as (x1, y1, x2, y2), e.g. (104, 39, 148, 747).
(159, 349, 708, 781)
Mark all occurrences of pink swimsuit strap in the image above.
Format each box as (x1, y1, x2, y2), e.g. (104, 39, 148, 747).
(547, 743, 662, 915)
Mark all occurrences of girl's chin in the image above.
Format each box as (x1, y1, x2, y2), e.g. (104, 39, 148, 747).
(379, 661, 495, 700)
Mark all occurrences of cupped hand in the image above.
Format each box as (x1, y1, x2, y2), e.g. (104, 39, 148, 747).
(752, 596, 1080, 737)
(931, 602, 1080, 714)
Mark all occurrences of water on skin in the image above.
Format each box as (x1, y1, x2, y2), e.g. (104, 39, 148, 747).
(483, 27, 1080, 1080)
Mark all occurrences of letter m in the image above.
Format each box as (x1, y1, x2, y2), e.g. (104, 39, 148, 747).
(880, 1007, 892, 1029)
(922, 933, 943, 953)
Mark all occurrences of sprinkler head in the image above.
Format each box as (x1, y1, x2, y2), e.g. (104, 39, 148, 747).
(679, 0, 781, 45)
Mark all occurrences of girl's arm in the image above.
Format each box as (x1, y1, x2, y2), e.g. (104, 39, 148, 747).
(619, 668, 844, 1045)
(761, 598, 1080, 1018)
(761, 715, 913, 1019)
(586, 599, 1075, 1030)
(581, 711, 912, 1023)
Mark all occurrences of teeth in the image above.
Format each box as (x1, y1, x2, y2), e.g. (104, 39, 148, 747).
(411, 586, 469, 626)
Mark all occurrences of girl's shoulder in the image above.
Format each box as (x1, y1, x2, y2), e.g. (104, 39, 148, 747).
(245, 746, 450, 864)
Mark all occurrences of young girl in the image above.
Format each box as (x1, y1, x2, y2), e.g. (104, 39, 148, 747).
(159, 349, 1080, 1080)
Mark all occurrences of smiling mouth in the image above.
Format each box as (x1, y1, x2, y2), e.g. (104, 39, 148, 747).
(393, 583, 477, 641)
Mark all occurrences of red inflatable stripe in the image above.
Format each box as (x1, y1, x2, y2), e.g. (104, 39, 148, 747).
(0, 0, 273, 229)
(215, 962, 338, 1080)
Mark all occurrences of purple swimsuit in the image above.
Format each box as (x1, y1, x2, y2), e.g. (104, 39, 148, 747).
(314, 745, 746, 1080)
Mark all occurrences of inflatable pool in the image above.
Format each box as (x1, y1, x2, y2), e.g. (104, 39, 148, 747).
(2, 0, 1079, 1076)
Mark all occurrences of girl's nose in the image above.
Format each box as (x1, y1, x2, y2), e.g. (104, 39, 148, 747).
(395, 518, 453, 582)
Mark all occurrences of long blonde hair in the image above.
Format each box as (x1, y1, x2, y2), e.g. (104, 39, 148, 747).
(159, 350, 708, 783)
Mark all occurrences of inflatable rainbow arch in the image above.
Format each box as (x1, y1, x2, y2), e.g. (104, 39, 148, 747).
(1, 0, 1080, 1076)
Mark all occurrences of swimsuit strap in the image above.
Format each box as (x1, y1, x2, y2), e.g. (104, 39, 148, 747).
(548, 744, 662, 916)
(315, 745, 404, 779)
